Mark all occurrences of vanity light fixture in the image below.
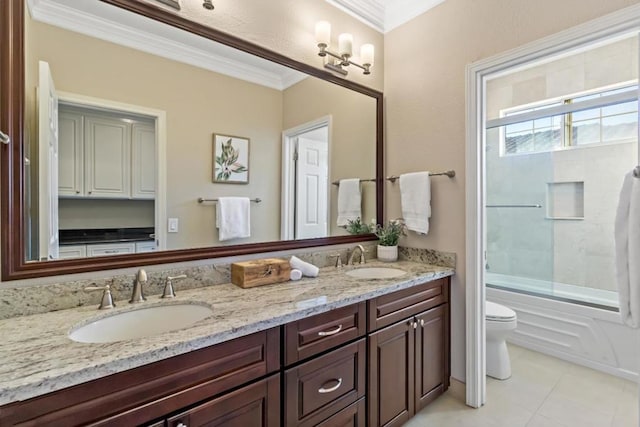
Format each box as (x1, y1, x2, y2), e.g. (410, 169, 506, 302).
(315, 21, 374, 76)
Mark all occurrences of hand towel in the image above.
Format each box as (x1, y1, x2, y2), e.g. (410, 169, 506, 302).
(215, 197, 250, 241)
(290, 269, 303, 281)
(290, 256, 319, 277)
(615, 171, 640, 328)
(399, 172, 431, 235)
(337, 179, 362, 226)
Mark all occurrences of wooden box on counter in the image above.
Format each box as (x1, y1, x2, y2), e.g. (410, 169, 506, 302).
(231, 258, 291, 288)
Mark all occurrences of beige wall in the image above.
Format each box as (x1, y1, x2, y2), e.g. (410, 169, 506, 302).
(283, 77, 377, 235)
(25, 18, 284, 250)
(140, 0, 385, 92)
(384, 0, 640, 381)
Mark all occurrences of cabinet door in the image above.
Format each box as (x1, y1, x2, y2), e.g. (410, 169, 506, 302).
(415, 305, 447, 412)
(316, 398, 365, 427)
(131, 123, 156, 199)
(368, 319, 415, 427)
(85, 115, 131, 198)
(87, 242, 135, 257)
(58, 244, 86, 259)
(166, 374, 280, 427)
(58, 111, 84, 197)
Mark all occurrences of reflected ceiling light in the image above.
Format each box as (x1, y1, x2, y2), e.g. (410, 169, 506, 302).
(315, 21, 374, 76)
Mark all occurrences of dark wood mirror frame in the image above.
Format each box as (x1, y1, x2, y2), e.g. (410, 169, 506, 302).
(0, 0, 383, 281)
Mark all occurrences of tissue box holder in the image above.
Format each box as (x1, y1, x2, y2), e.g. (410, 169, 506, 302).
(231, 258, 291, 288)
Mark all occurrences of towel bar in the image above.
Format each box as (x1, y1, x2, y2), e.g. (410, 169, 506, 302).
(386, 170, 455, 183)
(331, 178, 376, 186)
(198, 197, 262, 203)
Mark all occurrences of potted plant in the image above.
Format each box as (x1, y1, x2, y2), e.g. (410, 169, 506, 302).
(374, 219, 406, 262)
(345, 217, 372, 235)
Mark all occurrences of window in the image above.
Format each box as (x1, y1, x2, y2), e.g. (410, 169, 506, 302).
(502, 85, 638, 155)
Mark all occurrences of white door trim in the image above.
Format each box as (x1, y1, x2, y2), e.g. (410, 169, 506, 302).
(57, 90, 168, 250)
(281, 116, 332, 240)
(465, 3, 640, 408)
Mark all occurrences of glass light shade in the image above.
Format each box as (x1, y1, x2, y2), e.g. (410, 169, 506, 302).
(360, 43, 374, 66)
(338, 33, 353, 56)
(315, 21, 331, 46)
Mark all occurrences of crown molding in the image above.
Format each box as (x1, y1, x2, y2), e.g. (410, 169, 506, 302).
(324, 0, 385, 33)
(324, 0, 446, 33)
(27, 0, 306, 91)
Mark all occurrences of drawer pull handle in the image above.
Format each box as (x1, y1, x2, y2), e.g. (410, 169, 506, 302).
(318, 324, 343, 336)
(318, 378, 342, 393)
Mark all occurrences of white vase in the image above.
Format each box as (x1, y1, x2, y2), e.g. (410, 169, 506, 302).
(377, 245, 398, 262)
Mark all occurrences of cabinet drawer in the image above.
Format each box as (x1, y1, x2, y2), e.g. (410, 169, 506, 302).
(166, 374, 280, 427)
(285, 302, 366, 365)
(58, 244, 87, 259)
(368, 278, 448, 331)
(316, 398, 365, 427)
(87, 242, 136, 257)
(285, 339, 366, 427)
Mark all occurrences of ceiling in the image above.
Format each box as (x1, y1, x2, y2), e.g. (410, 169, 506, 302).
(324, 0, 446, 33)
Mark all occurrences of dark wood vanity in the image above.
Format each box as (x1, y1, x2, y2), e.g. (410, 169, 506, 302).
(0, 277, 450, 427)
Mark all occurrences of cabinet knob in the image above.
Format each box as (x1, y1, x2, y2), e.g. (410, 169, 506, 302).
(176, 423, 187, 427)
(75, 190, 80, 194)
(420, 319, 425, 327)
(318, 324, 342, 336)
(413, 321, 418, 329)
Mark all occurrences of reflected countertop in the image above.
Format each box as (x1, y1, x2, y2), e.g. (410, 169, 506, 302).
(0, 260, 454, 406)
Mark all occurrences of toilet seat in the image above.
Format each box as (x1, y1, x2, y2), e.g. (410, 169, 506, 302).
(486, 301, 516, 322)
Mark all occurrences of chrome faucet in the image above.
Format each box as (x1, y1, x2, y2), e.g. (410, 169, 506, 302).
(130, 269, 147, 303)
(348, 245, 366, 265)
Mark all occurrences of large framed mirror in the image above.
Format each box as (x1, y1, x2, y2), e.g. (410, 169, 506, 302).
(0, 0, 383, 280)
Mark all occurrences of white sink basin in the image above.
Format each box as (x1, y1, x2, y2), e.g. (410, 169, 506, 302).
(69, 303, 213, 344)
(345, 267, 406, 279)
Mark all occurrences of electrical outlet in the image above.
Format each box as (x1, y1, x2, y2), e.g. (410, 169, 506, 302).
(168, 218, 179, 233)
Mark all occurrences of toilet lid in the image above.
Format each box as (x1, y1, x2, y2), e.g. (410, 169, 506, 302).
(486, 301, 516, 321)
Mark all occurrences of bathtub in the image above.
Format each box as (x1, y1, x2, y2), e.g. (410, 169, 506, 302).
(486, 273, 639, 381)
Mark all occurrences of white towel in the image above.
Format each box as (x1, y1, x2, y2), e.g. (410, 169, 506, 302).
(290, 269, 303, 281)
(215, 197, 250, 241)
(399, 172, 431, 235)
(290, 256, 319, 277)
(615, 171, 640, 328)
(337, 179, 362, 226)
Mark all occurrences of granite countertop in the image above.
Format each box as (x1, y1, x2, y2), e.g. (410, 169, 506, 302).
(0, 260, 454, 406)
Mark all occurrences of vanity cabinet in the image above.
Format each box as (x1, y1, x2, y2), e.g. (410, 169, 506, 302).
(0, 329, 280, 426)
(367, 278, 450, 427)
(57, 109, 155, 200)
(0, 276, 450, 427)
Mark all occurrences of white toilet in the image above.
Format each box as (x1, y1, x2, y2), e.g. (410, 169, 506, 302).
(486, 301, 517, 380)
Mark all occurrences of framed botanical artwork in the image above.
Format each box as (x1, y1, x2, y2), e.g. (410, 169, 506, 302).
(213, 133, 250, 184)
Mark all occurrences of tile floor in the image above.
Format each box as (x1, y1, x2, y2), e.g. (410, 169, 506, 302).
(406, 344, 638, 427)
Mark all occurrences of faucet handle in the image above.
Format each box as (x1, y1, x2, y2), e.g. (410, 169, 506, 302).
(162, 274, 187, 298)
(84, 285, 115, 310)
(332, 254, 343, 268)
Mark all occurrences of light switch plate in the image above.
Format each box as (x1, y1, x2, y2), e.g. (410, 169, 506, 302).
(168, 218, 179, 233)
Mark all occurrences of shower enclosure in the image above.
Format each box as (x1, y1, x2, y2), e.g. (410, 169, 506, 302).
(485, 35, 639, 310)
